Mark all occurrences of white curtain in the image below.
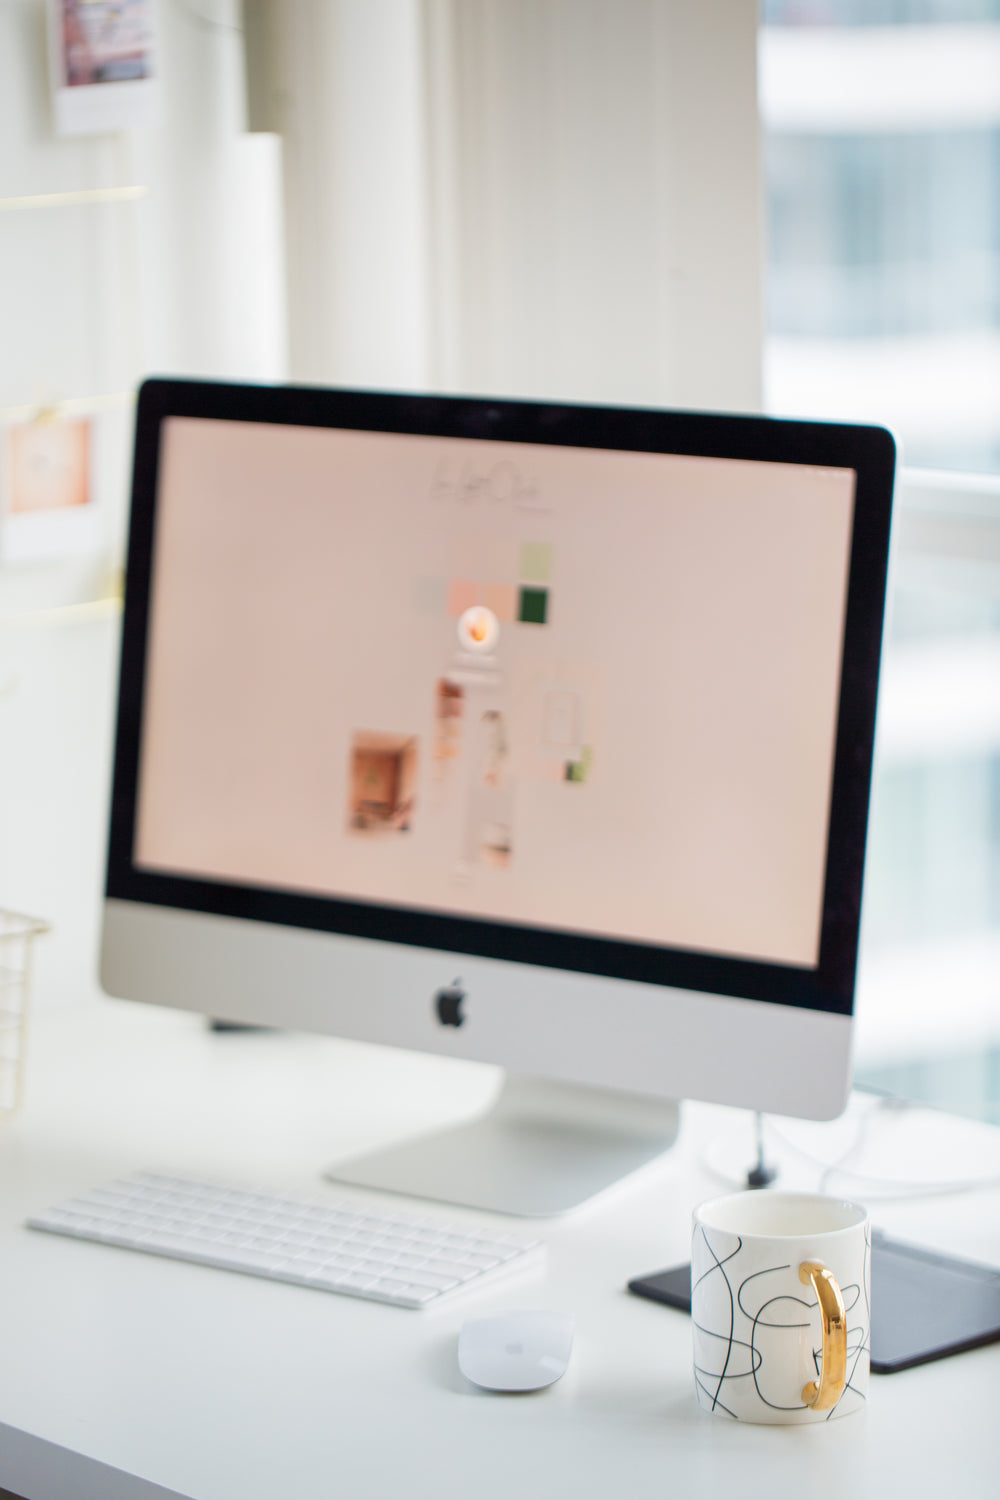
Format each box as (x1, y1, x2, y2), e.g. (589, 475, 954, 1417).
(268, 0, 764, 410)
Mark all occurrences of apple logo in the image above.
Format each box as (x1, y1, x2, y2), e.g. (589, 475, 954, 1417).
(435, 979, 466, 1028)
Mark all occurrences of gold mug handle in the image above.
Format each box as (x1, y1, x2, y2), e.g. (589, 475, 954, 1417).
(798, 1261, 848, 1410)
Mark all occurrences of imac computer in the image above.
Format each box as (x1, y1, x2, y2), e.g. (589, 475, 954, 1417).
(101, 379, 895, 1215)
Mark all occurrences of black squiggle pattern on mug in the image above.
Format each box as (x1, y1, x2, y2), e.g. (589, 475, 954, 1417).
(693, 1230, 870, 1419)
(692, 1225, 743, 1411)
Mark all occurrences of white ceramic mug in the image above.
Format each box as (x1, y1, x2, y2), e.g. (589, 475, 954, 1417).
(691, 1190, 870, 1424)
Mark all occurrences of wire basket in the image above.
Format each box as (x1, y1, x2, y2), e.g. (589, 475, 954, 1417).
(0, 910, 50, 1116)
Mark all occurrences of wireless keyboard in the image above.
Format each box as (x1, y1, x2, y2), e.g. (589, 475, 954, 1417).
(27, 1171, 544, 1309)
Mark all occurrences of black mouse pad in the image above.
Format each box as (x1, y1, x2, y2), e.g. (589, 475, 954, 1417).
(627, 1230, 1000, 1373)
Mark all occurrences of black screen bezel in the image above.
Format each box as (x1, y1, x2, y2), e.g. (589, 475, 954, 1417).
(106, 378, 895, 1018)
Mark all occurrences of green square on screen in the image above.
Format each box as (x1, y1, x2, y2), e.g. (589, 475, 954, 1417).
(519, 542, 552, 583)
(518, 587, 548, 625)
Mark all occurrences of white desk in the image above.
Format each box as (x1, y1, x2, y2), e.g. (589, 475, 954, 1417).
(1, 998, 998, 1500)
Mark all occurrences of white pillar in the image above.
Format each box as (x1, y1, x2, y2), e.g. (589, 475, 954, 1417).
(268, 0, 433, 389)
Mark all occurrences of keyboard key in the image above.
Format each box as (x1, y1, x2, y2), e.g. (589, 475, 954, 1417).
(26, 1173, 544, 1309)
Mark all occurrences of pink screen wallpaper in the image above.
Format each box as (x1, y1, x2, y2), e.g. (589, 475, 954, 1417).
(134, 418, 855, 968)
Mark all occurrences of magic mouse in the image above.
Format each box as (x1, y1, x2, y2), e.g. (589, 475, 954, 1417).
(457, 1309, 575, 1392)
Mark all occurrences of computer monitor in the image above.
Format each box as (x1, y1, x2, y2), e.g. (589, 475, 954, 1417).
(101, 379, 895, 1215)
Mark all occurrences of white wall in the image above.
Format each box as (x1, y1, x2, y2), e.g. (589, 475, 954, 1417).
(1, 0, 285, 580)
(127, 1, 286, 388)
(0, 0, 285, 1014)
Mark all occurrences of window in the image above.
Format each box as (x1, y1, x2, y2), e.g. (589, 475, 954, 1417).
(762, 1, 1000, 1121)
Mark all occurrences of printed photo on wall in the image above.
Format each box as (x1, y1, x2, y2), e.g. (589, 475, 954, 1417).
(47, 0, 161, 134)
(0, 413, 104, 561)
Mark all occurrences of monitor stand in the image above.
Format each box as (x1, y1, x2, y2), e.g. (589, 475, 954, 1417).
(325, 1075, 679, 1217)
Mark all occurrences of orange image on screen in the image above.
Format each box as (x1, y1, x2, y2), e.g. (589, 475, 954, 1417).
(457, 605, 499, 654)
(348, 733, 418, 833)
(434, 680, 464, 762)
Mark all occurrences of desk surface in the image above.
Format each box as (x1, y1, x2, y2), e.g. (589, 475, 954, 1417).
(1, 998, 999, 1500)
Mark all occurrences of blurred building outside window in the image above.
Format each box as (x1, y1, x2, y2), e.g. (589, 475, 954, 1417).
(761, 2, 1000, 1121)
